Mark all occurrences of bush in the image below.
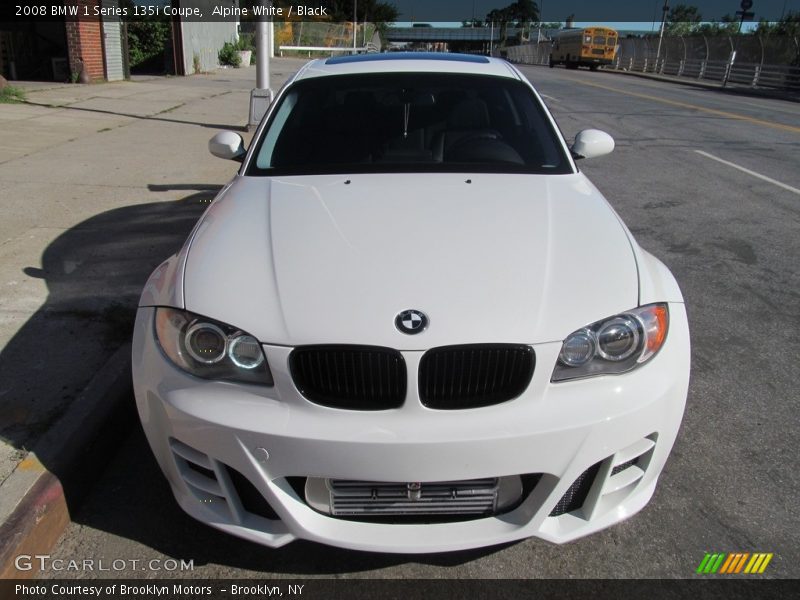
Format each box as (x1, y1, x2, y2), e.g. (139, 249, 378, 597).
(127, 20, 170, 69)
(236, 33, 255, 52)
(218, 42, 241, 67)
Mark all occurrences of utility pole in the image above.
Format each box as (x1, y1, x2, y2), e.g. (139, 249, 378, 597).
(248, 1, 273, 128)
(353, 0, 358, 53)
(655, 0, 669, 68)
(269, 20, 274, 58)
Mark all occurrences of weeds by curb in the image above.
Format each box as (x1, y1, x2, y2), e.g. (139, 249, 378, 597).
(0, 86, 26, 104)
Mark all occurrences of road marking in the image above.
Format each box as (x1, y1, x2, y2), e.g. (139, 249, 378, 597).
(695, 150, 800, 195)
(540, 93, 559, 102)
(570, 79, 800, 135)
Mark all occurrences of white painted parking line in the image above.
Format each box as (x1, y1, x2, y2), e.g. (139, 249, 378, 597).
(540, 94, 559, 102)
(694, 150, 800, 196)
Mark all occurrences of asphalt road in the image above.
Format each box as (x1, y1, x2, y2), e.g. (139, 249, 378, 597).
(40, 66, 800, 579)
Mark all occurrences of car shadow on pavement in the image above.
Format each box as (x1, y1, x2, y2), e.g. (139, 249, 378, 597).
(2, 183, 513, 574)
(0, 186, 215, 509)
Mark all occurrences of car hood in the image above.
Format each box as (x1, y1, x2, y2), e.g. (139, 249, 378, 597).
(182, 173, 638, 349)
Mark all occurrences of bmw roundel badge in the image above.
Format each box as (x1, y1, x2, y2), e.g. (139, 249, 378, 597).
(395, 309, 428, 335)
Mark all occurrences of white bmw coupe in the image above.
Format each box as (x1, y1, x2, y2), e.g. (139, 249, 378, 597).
(133, 53, 689, 553)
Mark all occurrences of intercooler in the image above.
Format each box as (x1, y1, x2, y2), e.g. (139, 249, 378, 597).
(304, 476, 525, 518)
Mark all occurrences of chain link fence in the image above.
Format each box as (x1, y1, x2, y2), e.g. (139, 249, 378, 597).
(503, 34, 800, 92)
(274, 21, 379, 55)
(238, 21, 380, 56)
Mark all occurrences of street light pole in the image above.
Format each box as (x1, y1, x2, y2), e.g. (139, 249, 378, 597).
(655, 0, 669, 69)
(248, 1, 273, 128)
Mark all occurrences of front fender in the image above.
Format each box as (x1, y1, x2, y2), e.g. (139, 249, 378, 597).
(636, 247, 684, 305)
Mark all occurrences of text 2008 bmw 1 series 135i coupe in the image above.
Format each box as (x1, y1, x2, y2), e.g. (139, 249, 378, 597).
(132, 53, 690, 553)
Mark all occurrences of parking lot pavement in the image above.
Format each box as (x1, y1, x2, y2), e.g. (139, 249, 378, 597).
(0, 59, 308, 574)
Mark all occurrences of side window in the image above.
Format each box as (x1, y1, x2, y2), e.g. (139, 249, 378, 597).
(256, 91, 298, 169)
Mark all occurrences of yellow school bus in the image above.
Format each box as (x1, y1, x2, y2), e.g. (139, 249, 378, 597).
(549, 27, 618, 70)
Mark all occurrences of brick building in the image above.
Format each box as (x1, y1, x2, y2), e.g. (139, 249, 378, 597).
(1, 1, 237, 83)
(0, 0, 126, 83)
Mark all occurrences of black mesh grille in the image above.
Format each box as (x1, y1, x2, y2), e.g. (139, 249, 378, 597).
(290, 345, 406, 410)
(418, 344, 535, 409)
(611, 457, 639, 476)
(549, 462, 602, 517)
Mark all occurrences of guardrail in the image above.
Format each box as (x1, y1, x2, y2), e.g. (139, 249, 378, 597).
(502, 34, 800, 93)
(278, 42, 380, 57)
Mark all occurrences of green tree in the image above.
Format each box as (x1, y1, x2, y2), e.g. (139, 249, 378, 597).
(511, 0, 539, 25)
(328, 0, 399, 43)
(485, 2, 540, 44)
(665, 4, 702, 35)
(329, 0, 399, 24)
(697, 14, 739, 36)
(756, 11, 800, 37)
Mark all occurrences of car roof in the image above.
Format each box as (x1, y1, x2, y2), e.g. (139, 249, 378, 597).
(294, 52, 522, 81)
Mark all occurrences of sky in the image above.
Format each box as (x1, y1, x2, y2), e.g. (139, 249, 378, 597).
(389, 0, 800, 24)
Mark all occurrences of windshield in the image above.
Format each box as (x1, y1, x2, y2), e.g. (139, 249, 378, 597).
(247, 73, 571, 176)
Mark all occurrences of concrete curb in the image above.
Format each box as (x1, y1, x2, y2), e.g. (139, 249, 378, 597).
(604, 68, 725, 90)
(0, 342, 134, 579)
(604, 68, 800, 102)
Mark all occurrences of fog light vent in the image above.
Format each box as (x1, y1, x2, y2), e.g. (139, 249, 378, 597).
(225, 466, 280, 521)
(549, 462, 601, 517)
(611, 457, 639, 476)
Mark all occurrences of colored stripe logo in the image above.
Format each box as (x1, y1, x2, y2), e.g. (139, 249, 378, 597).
(696, 552, 773, 574)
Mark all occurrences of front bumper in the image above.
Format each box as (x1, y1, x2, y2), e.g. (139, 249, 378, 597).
(132, 304, 690, 553)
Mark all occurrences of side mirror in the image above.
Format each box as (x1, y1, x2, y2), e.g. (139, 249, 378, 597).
(571, 129, 615, 160)
(209, 131, 246, 162)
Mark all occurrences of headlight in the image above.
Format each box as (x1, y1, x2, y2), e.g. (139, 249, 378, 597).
(552, 304, 668, 382)
(154, 307, 274, 386)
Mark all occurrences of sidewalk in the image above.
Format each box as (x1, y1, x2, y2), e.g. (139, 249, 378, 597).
(0, 59, 308, 575)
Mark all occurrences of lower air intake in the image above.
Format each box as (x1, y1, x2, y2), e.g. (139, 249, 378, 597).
(550, 462, 602, 516)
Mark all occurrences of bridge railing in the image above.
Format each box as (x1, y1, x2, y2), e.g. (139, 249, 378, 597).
(503, 34, 800, 93)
